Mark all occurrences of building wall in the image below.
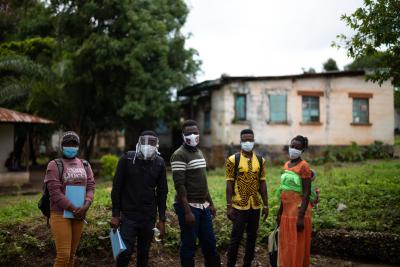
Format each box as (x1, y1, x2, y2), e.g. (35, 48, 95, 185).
(0, 124, 14, 173)
(209, 75, 394, 147)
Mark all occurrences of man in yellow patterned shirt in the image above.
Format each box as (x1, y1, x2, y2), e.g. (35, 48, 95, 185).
(226, 129, 268, 267)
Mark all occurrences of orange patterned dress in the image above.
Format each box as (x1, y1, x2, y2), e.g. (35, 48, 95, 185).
(279, 160, 312, 267)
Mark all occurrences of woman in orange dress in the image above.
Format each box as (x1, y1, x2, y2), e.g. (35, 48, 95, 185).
(277, 135, 313, 267)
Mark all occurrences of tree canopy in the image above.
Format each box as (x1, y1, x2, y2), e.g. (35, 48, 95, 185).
(337, 0, 400, 85)
(0, 0, 200, 157)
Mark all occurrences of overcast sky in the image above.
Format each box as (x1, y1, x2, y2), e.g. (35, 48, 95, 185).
(182, 0, 364, 82)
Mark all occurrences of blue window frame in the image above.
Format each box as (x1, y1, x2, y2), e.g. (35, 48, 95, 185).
(235, 94, 246, 121)
(204, 110, 211, 132)
(269, 95, 287, 122)
(302, 96, 320, 122)
(353, 98, 369, 124)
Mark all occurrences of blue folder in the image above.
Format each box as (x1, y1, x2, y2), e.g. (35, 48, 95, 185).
(63, 185, 85, 219)
(110, 229, 127, 260)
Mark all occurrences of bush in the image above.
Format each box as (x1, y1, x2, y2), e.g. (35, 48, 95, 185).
(334, 142, 364, 162)
(100, 154, 118, 180)
(363, 141, 391, 159)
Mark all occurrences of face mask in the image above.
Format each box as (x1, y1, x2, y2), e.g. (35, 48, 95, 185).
(140, 145, 157, 160)
(289, 147, 302, 159)
(241, 141, 254, 152)
(63, 147, 78, 158)
(183, 134, 199, 147)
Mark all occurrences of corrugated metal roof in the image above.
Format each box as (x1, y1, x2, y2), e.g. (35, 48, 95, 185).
(0, 107, 53, 124)
(178, 70, 366, 97)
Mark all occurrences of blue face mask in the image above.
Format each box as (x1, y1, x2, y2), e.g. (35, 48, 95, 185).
(63, 147, 79, 158)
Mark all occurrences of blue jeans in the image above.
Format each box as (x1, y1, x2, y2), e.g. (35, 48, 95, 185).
(174, 203, 220, 266)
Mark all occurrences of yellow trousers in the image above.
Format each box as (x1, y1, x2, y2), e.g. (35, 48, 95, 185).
(50, 213, 84, 267)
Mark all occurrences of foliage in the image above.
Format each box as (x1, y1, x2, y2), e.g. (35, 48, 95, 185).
(1, 160, 399, 258)
(0, 0, 200, 159)
(345, 52, 386, 71)
(100, 154, 119, 180)
(336, 0, 400, 85)
(322, 58, 339, 71)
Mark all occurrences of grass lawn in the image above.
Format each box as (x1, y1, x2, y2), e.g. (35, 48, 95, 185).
(0, 159, 399, 265)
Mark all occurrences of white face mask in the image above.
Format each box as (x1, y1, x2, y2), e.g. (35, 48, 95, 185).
(241, 141, 254, 152)
(289, 147, 302, 159)
(183, 134, 200, 147)
(140, 145, 157, 160)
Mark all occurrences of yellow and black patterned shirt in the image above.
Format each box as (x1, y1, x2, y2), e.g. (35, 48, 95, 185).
(226, 152, 266, 210)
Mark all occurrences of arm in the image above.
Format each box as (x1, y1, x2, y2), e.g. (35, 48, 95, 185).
(297, 164, 312, 231)
(259, 158, 269, 220)
(171, 153, 194, 226)
(45, 161, 75, 212)
(110, 156, 126, 229)
(156, 159, 168, 222)
(225, 157, 235, 221)
(156, 159, 168, 239)
(74, 162, 96, 219)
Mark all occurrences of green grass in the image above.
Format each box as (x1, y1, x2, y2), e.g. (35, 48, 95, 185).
(395, 135, 400, 146)
(0, 160, 399, 253)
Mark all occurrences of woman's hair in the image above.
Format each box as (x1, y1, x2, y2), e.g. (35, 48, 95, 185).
(292, 135, 309, 150)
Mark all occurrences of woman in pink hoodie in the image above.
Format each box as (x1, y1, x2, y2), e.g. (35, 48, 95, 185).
(44, 131, 95, 267)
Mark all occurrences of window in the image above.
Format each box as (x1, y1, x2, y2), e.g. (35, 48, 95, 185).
(204, 110, 211, 132)
(269, 95, 287, 123)
(352, 98, 369, 124)
(234, 94, 246, 121)
(302, 96, 320, 122)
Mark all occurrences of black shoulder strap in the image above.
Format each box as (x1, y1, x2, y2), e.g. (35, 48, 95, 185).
(53, 159, 64, 181)
(233, 152, 241, 180)
(80, 159, 90, 176)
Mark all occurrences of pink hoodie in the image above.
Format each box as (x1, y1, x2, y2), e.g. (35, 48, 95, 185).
(44, 158, 95, 213)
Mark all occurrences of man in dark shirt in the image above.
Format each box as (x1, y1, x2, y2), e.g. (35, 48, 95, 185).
(111, 130, 168, 267)
(171, 120, 221, 267)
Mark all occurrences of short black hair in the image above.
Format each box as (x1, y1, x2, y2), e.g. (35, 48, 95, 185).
(292, 135, 309, 150)
(182, 120, 198, 131)
(140, 130, 158, 137)
(240, 128, 254, 137)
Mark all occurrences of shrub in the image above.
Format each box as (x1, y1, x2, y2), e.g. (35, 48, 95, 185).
(335, 142, 364, 162)
(363, 141, 391, 159)
(100, 154, 119, 180)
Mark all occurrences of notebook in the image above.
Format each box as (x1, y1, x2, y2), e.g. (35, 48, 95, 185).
(110, 229, 126, 259)
(63, 185, 85, 219)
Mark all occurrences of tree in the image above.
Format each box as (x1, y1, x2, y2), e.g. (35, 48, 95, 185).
(345, 52, 385, 71)
(336, 0, 400, 85)
(302, 67, 316, 74)
(47, 0, 200, 153)
(323, 58, 339, 71)
(2, 0, 200, 158)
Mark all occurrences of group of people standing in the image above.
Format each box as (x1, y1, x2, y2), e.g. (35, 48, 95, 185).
(45, 120, 314, 267)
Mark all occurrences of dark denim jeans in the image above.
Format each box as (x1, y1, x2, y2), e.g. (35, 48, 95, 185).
(227, 208, 260, 267)
(116, 214, 154, 267)
(174, 203, 220, 267)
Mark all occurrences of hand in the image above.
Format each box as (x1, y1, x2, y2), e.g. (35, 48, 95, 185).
(110, 216, 121, 230)
(184, 211, 195, 227)
(156, 221, 166, 240)
(296, 215, 305, 232)
(227, 206, 236, 221)
(73, 203, 90, 220)
(209, 205, 217, 218)
(262, 206, 269, 221)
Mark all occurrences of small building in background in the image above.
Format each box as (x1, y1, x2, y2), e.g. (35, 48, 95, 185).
(0, 107, 53, 188)
(178, 71, 395, 167)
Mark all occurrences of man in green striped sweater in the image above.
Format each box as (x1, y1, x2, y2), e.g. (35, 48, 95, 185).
(171, 120, 221, 267)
